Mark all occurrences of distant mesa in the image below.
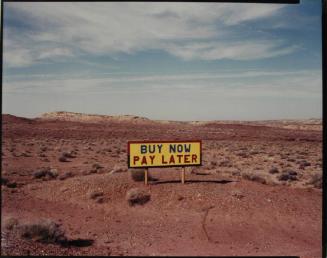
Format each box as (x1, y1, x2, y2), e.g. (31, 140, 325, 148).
(2, 111, 322, 131)
(40, 111, 151, 124)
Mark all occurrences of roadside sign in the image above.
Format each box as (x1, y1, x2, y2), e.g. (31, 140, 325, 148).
(127, 140, 202, 168)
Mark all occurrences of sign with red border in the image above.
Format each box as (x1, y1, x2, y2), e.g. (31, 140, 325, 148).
(127, 140, 202, 168)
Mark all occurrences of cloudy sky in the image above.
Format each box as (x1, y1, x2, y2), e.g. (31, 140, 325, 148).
(3, 1, 322, 121)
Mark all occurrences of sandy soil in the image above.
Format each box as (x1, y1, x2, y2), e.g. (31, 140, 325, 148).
(1, 112, 322, 257)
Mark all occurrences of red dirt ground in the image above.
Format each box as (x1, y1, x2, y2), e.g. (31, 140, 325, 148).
(1, 113, 322, 257)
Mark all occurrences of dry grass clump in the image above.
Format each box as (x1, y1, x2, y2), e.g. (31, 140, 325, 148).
(3, 216, 19, 230)
(58, 171, 74, 180)
(278, 169, 298, 181)
(126, 188, 150, 206)
(62, 151, 76, 159)
(58, 151, 76, 162)
(1, 177, 9, 185)
(18, 219, 67, 244)
(110, 165, 126, 174)
(242, 171, 267, 184)
(308, 172, 322, 189)
(89, 191, 104, 200)
(231, 190, 245, 199)
(269, 167, 279, 174)
(33, 168, 58, 179)
(92, 163, 103, 170)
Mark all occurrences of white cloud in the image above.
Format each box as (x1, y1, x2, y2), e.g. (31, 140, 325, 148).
(164, 40, 299, 61)
(4, 2, 296, 67)
(3, 69, 321, 99)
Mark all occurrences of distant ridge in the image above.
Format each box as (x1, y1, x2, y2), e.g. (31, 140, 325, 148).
(40, 111, 151, 124)
(2, 112, 321, 131)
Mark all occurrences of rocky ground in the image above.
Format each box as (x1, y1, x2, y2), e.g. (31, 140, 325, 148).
(1, 112, 322, 257)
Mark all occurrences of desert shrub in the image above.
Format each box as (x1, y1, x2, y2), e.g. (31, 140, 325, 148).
(308, 172, 322, 189)
(219, 160, 232, 167)
(110, 165, 126, 174)
(298, 160, 311, 170)
(89, 191, 104, 199)
(278, 169, 298, 181)
(33, 168, 58, 179)
(62, 151, 75, 158)
(92, 163, 103, 170)
(58, 155, 68, 162)
(1, 177, 9, 185)
(237, 151, 249, 158)
(231, 170, 241, 176)
(210, 161, 217, 167)
(269, 167, 279, 174)
(18, 219, 67, 244)
(126, 188, 150, 206)
(242, 172, 267, 184)
(6, 182, 17, 188)
(231, 190, 245, 199)
(4, 217, 19, 230)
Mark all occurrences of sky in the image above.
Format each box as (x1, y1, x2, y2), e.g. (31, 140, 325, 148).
(2, 1, 322, 121)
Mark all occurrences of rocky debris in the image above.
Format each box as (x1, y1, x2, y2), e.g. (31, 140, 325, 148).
(18, 219, 67, 244)
(126, 188, 150, 206)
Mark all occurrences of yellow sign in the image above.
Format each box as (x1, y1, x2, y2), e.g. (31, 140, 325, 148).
(128, 141, 202, 168)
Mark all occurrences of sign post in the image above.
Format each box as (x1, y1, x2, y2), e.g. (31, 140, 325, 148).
(128, 140, 202, 185)
(181, 167, 185, 184)
(145, 168, 148, 185)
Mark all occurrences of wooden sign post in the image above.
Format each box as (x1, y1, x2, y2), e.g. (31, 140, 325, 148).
(145, 168, 148, 185)
(181, 167, 185, 184)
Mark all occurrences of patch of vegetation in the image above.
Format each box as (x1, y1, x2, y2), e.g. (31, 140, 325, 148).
(18, 219, 67, 244)
(126, 188, 150, 206)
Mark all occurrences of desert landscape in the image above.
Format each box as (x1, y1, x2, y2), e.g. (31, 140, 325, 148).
(1, 111, 322, 257)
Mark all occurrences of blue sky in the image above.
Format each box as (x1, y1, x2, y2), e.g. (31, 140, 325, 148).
(3, 1, 322, 121)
